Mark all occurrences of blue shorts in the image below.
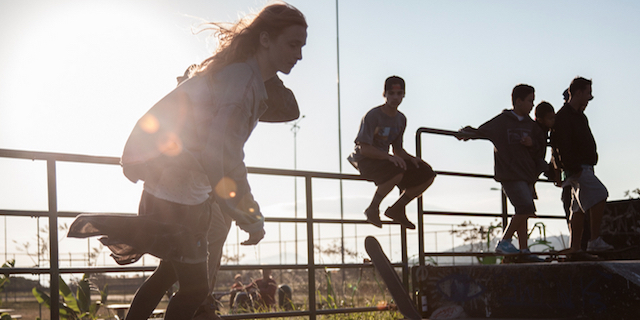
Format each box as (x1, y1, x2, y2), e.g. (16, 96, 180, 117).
(501, 180, 536, 216)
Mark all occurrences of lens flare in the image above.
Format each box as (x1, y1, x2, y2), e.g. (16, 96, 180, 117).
(139, 114, 159, 133)
(157, 132, 182, 156)
(376, 301, 388, 310)
(215, 177, 237, 199)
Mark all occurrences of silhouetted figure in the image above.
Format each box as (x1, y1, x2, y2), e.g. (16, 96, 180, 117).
(348, 76, 436, 229)
(534, 101, 556, 180)
(554, 89, 591, 251)
(244, 269, 278, 311)
(228, 274, 244, 310)
(67, 4, 308, 320)
(458, 84, 545, 262)
(277, 284, 294, 310)
(551, 77, 613, 255)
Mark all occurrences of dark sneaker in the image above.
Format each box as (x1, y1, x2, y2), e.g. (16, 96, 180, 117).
(384, 207, 416, 229)
(495, 239, 519, 254)
(520, 249, 545, 262)
(567, 251, 600, 262)
(364, 207, 382, 228)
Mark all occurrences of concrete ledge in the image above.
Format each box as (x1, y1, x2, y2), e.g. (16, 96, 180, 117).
(415, 261, 640, 319)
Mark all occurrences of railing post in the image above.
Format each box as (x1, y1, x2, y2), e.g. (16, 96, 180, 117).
(501, 187, 508, 229)
(305, 175, 316, 320)
(415, 129, 426, 267)
(401, 224, 409, 288)
(47, 159, 60, 320)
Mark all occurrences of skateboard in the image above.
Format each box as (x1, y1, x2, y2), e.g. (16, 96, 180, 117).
(365, 236, 425, 320)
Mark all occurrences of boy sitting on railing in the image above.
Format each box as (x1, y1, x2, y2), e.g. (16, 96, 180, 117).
(348, 76, 436, 229)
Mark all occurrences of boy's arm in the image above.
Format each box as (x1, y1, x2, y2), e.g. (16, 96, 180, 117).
(456, 126, 480, 140)
(359, 143, 407, 169)
(390, 139, 424, 168)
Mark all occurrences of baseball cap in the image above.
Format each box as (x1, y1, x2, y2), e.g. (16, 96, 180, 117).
(384, 76, 405, 92)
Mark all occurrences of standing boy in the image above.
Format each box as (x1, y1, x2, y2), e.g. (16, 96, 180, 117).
(458, 84, 545, 260)
(348, 76, 436, 229)
(551, 77, 613, 253)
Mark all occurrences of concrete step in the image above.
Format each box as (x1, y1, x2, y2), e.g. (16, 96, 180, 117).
(414, 261, 640, 319)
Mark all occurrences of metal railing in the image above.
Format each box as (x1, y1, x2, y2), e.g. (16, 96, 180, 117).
(0, 126, 566, 319)
(0, 148, 407, 320)
(415, 127, 565, 267)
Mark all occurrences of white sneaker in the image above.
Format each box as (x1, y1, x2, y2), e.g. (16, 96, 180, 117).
(587, 237, 614, 252)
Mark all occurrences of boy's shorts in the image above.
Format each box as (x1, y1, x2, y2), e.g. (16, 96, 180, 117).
(357, 158, 436, 190)
(501, 180, 536, 216)
(566, 165, 608, 213)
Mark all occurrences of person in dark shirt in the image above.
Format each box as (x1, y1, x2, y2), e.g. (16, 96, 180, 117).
(551, 77, 613, 254)
(458, 84, 545, 261)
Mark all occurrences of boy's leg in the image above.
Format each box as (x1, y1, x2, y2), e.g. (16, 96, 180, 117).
(497, 181, 535, 253)
(389, 176, 435, 210)
(384, 161, 436, 229)
(357, 158, 405, 227)
(588, 200, 605, 241)
(568, 210, 585, 252)
(365, 173, 403, 227)
(570, 168, 611, 251)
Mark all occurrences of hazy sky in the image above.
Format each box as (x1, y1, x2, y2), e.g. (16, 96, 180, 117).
(1, 0, 639, 267)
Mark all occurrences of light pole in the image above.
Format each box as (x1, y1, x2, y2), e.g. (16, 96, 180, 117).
(290, 115, 305, 264)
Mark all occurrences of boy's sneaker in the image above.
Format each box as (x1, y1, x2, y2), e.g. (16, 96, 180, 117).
(495, 239, 519, 254)
(520, 249, 545, 262)
(587, 237, 614, 252)
(383, 207, 416, 229)
(364, 207, 382, 228)
(567, 250, 599, 261)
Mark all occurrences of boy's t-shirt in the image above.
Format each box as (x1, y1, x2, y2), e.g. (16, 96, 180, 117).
(348, 105, 407, 168)
(477, 109, 544, 183)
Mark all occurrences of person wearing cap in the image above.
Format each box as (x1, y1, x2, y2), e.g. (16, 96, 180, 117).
(551, 77, 613, 255)
(348, 76, 436, 229)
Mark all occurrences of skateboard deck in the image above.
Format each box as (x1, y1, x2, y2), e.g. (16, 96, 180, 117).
(365, 236, 425, 320)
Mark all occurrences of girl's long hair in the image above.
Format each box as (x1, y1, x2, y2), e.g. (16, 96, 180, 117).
(193, 2, 307, 77)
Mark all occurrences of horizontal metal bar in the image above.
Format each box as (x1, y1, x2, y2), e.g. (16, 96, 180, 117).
(0, 148, 365, 180)
(0, 263, 392, 275)
(423, 251, 561, 257)
(0, 148, 120, 165)
(421, 210, 565, 220)
(218, 306, 392, 319)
